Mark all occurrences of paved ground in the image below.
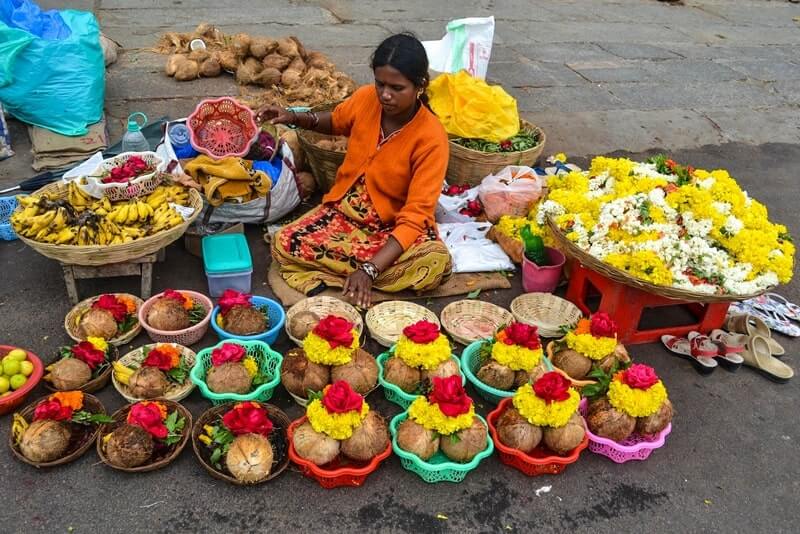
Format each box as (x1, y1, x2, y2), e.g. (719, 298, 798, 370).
(1, 1, 799, 533)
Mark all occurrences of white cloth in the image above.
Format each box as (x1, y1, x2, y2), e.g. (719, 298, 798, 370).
(438, 222, 514, 273)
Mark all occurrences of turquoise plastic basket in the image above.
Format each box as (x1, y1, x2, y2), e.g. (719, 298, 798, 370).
(190, 339, 283, 405)
(389, 412, 494, 483)
(460, 339, 515, 405)
(376, 350, 465, 410)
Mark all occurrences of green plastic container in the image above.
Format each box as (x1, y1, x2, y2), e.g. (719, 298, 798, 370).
(376, 350, 465, 410)
(190, 339, 283, 405)
(460, 339, 516, 405)
(202, 233, 253, 297)
(390, 412, 494, 483)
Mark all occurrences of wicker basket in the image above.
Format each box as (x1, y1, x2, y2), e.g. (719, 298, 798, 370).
(447, 120, 546, 186)
(112, 343, 197, 402)
(139, 290, 213, 345)
(297, 131, 346, 193)
(192, 402, 291, 485)
(65, 293, 144, 347)
(285, 296, 364, 347)
(8, 393, 107, 468)
(96, 400, 192, 472)
(43, 346, 119, 394)
(15, 182, 202, 266)
(440, 300, 513, 346)
(510, 293, 583, 338)
(84, 152, 164, 201)
(365, 301, 440, 347)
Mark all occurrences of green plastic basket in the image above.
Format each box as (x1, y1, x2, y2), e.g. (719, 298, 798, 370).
(389, 412, 494, 483)
(460, 339, 515, 405)
(190, 340, 283, 405)
(377, 350, 465, 410)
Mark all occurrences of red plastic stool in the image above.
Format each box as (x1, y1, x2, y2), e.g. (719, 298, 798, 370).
(565, 262, 730, 345)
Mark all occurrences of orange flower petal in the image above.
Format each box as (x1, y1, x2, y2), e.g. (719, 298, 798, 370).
(574, 319, 592, 335)
(51, 391, 84, 411)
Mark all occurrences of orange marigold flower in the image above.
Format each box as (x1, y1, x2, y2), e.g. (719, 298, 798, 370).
(118, 296, 137, 314)
(574, 319, 592, 335)
(52, 391, 84, 411)
(495, 330, 508, 343)
(182, 294, 194, 310)
(139, 400, 167, 420)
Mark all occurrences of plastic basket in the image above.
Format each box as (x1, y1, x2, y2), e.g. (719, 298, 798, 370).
(0, 195, 19, 241)
(188, 97, 258, 159)
(210, 296, 286, 345)
(488, 398, 588, 476)
(0, 346, 44, 416)
(287, 416, 393, 488)
(389, 412, 493, 483)
(84, 152, 164, 201)
(459, 340, 515, 405)
(376, 350, 464, 410)
(191, 339, 283, 405)
(578, 398, 671, 463)
(138, 290, 213, 345)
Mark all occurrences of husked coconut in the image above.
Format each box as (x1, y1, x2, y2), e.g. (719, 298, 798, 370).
(440, 417, 487, 463)
(206, 362, 252, 394)
(496, 407, 541, 453)
(383, 357, 420, 393)
(420, 359, 460, 383)
(552, 349, 592, 380)
(280, 348, 330, 398)
(224, 305, 267, 336)
(146, 297, 190, 332)
(262, 53, 290, 71)
(48, 358, 92, 390)
(396, 418, 438, 461)
(330, 349, 378, 394)
(340, 411, 390, 462)
(105, 423, 154, 468)
(79, 308, 118, 339)
(542, 413, 586, 455)
(513, 363, 547, 388)
(128, 366, 169, 399)
(292, 421, 339, 466)
(476, 360, 515, 390)
(586, 398, 636, 442)
(635, 399, 673, 435)
(226, 433, 274, 483)
(20, 420, 71, 463)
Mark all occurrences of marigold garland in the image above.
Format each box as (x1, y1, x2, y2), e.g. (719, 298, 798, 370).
(242, 357, 259, 378)
(490, 343, 543, 371)
(395, 334, 451, 370)
(607, 376, 668, 417)
(512, 383, 580, 428)
(87, 337, 108, 353)
(303, 330, 359, 366)
(407, 396, 475, 435)
(51, 391, 84, 411)
(563, 332, 618, 360)
(306, 399, 369, 440)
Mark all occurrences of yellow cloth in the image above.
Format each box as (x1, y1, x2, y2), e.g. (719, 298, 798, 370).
(184, 155, 271, 207)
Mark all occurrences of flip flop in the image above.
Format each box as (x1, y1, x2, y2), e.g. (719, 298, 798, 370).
(727, 304, 800, 338)
(749, 293, 800, 323)
(724, 313, 786, 356)
(741, 335, 794, 383)
(703, 330, 744, 371)
(661, 334, 717, 374)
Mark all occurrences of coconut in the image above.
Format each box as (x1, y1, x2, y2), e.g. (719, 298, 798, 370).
(440, 416, 488, 463)
(223, 304, 267, 336)
(200, 57, 221, 77)
(288, 57, 306, 73)
(476, 360, 515, 390)
(277, 37, 300, 58)
(552, 349, 592, 380)
(280, 348, 330, 398)
(421, 359, 460, 383)
(262, 53, 290, 71)
(396, 418, 438, 461)
(513, 362, 547, 388)
(187, 49, 209, 63)
(174, 58, 199, 81)
(48, 357, 92, 390)
(280, 129, 305, 170)
(206, 362, 252, 394)
(543, 413, 586, 455)
(105, 423, 154, 468)
(330, 349, 378, 394)
(340, 411, 390, 462)
(281, 68, 303, 87)
(383, 357, 420, 393)
(635, 398, 673, 435)
(586, 398, 636, 442)
(217, 50, 238, 72)
(303, 67, 330, 84)
(290, 36, 306, 59)
(128, 366, 169, 399)
(236, 58, 263, 85)
(79, 308, 118, 339)
(232, 33, 251, 57)
(288, 310, 319, 341)
(249, 37, 278, 59)
(496, 407, 542, 453)
(259, 67, 282, 87)
(19, 419, 71, 463)
(147, 297, 190, 332)
(165, 54, 184, 76)
(292, 421, 340, 466)
(305, 52, 329, 70)
(225, 433, 274, 483)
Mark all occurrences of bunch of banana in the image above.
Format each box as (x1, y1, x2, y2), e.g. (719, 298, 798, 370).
(107, 199, 154, 225)
(11, 413, 29, 445)
(162, 185, 190, 206)
(67, 181, 93, 210)
(112, 361, 135, 385)
(149, 203, 185, 234)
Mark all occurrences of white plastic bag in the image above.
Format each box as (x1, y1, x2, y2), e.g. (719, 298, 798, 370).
(435, 184, 480, 223)
(423, 16, 495, 80)
(478, 166, 544, 223)
(438, 222, 514, 273)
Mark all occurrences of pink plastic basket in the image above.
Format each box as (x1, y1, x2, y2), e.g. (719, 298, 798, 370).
(138, 290, 213, 346)
(187, 97, 258, 159)
(578, 398, 671, 463)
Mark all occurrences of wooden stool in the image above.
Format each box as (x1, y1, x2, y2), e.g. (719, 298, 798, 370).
(61, 249, 165, 305)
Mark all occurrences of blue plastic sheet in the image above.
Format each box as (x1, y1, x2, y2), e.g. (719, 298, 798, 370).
(0, 0, 70, 40)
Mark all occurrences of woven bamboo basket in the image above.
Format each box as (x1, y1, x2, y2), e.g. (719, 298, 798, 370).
(191, 402, 291, 485)
(510, 293, 583, 338)
(365, 301, 440, 347)
(9, 393, 107, 468)
(64, 293, 144, 347)
(96, 399, 192, 473)
(285, 296, 363, 347)
(296, 101, 345, 193)
(546, 218, 768, 303)
(15, 182, 203, 266)
(440, 300, 513, 346)
(43, 346, 119, 394)
(447, 120, 546, 186)
(112, 343, 196, 402)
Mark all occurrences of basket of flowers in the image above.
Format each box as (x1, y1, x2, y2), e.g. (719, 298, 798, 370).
(83, 152, 164, 202)
(112, 343, 196, 402)
(547, 313, 630, 382)
(288, 381, 392, 488)
(65, 293, 143, 347)
(44, 337, 117, 393)
(210, 290, 285, 345)
(139, 289, 213, 345)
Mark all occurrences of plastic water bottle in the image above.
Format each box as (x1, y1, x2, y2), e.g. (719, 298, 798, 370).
(121, 112, 150, 152)
(168, 123, 197, 158)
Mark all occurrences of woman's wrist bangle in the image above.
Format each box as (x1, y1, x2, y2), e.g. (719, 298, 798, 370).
(360, 261, 379, 282)
(290, 110, 298, 125)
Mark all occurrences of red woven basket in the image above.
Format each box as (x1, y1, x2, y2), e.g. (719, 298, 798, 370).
(187, 97, 257, 159)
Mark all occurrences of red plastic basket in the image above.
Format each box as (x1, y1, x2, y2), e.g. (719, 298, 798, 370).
(0, 346, 44, 416)
(287, 416, 392, 488)
(187, 97, 258, 159)
(487, 398, 588, 477)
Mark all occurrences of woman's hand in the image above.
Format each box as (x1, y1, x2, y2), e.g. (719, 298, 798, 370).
(255, 105, 294, 125)
(342, 269, 373, 309)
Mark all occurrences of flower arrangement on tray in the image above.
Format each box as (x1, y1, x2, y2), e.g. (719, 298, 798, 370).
(78, 294, 139, 341)
(112, 343, 192, 400)
(473, 322, 547, 391)
(45, 337, 115, 392)
(281, 315, 378, 402)
(145, 289, 208, 332)
(548, 313, 629, 381)
(214, 290, 270, 336)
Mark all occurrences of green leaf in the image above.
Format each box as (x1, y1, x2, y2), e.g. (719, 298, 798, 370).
(306, 389, 323, 402)
(449, 433, 461, 444)
(72, 411, 114, 425)
(118, 314, 137, 334)
(467, 289, 481, 299)
(210, 447, 223, 468)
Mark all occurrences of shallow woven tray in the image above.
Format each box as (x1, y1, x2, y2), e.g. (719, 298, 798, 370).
(9, 393, 107, 468)
(112, 343, 196, 402)
(96, 399, 192, 473)
(440, 300, 513, 345)
(285, 296, 364, 347)
(191, 402, 291, 485)
(510, 293, 583, 338)
(65, 293, 144, 347)
(365, 301, 440, 347)
(43, 346, 119, 394)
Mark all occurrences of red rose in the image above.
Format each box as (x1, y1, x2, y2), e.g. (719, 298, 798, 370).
(429, 375, 472, 417)
(162, 289, 187, 305)
(312, 315, 355, 349)
(211, 343, 246, 367)
(500, 140, 513, 151)
(502, 322, 541, 350)
(33, 400, 73, 421)
(143, 347, 176, 371)
(321, 380, 363, 414)
(532, 372, 572, 404)
(218, 289, 252, 315)
(93, 294, 128, 323)
(402, 320, 440, 344)
(127, 402, 168, 440)
(222, 402, 273, 436)
(72, 341, 106, 370)
(622, 364, 659, 390)
(589, 312, 617, 338)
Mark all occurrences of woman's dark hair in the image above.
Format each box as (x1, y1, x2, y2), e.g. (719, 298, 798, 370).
(371, 33, 430, 106)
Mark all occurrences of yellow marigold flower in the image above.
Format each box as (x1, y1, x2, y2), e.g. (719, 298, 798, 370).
(242, 357, 259, 378)
(512, 383, 580, 428)
(306, 399, 369, 440)
(216, 314, 224, 328)
(563, 332, 618, 361)
(303, 330, 359, 366)
(491, 343, 542, 372)
(554, 152, 567, 163)
(407, 396, 475, 435)
(51, 391, 84, 410)
(608, 378, 668, 417)
(87, 337, 108, 352)
(604, 251, 674, 286)
(395, 334, 451, 370)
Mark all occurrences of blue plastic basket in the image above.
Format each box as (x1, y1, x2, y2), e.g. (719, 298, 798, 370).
(210, 296, 286, 344)
(376, 350, 465, 410)
(460, 339, 515, 405)
(0, 195, 19, 241)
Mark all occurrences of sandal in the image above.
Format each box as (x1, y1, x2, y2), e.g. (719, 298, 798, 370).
(661, 334, 717, 374)
(727, 304, 800, 338)
(724, 313, 786, 355)
(741, 335, 794, 383)
(704, 330, 744, 371)
(749, 293, 800, 323)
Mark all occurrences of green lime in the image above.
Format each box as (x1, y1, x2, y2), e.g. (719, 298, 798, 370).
(9, 374, 26, 390)
(0, 376, 8, 394)
(0, 391, 11, 397)
(2, 359, 20, 377)
(7, 349, 28, 361)
(19, 360, 34, 377)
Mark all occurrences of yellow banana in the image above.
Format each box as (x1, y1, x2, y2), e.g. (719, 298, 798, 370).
(114, 204, 130, 224)
(11, 414, 28, 445)
(17, 195, 37, 208)
(112, 361, 135, 385)
(136, 201, 149, 221)
(28, 210, 56, 234)
(55, 227, 76, 244)
(125, 202, 139, 225)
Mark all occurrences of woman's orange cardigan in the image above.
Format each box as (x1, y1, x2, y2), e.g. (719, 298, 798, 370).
(324, 85, 450, 250)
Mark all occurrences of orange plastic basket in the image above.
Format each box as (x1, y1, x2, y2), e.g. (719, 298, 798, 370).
(187, 97, 258, 159)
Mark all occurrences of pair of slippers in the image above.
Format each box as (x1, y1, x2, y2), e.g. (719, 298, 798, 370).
(729, 293, 800, 338)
